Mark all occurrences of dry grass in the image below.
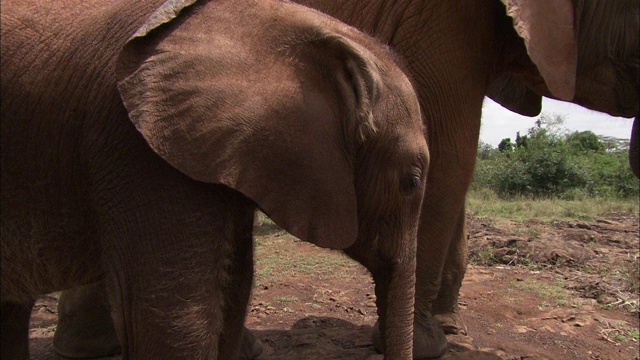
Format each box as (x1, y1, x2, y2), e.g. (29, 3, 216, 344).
(467, 189, 639, 221)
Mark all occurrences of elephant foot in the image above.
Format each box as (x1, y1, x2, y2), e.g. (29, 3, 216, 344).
(53, 283, 121, 359)
(434, 311, 467, 335)
(239, 327, 264, 360)
(372, 316, 447, 359)
(53, 316, 120, 359)
(54, 326, 262, 359)
(53, 332, 121, 359)
(53, 306, 121, 359)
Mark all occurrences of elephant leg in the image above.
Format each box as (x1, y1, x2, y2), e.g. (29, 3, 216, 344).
(97, 175, 257, 358)
(371, 313, 446, 360)
(629, 116, 639, 178)
(239, 327, 264, 360)
(1, 299, 35, 360)
(217, 211, 263, 360)
(101, 216, 243, 358)
(402, 136, 479, 358)
(52, 279, 261, 359)
(89, 128, 266, 358)
(53, 280, 121, 359)
(431, 208, 468, 335)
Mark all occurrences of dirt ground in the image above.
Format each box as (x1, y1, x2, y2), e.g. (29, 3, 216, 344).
(29, 211, 639, 359)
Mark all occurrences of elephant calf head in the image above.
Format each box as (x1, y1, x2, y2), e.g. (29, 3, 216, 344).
(116, 0, 428, 357)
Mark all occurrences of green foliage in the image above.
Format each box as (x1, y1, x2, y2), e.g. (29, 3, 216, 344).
(498, 138, 514, 152)
(477, 140, 498, 160)
(515, 131, 529, 149)
(566, 130, 604, 153)
(473, 113, 638, 200)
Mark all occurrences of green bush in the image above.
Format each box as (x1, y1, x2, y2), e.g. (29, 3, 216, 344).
(472, 114, 638, 200)
(586, 152, 639, 198)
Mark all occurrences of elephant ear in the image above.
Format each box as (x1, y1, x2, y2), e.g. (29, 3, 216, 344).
(116, 0, 381, 249)
(500, 0, 577, 101)
(487, 74, 542, 116)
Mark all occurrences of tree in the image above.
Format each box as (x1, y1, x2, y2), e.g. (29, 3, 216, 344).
(515, 131, 529, 149)
(534, 113, 568, 138)
(477, 140, 497, 160)
(566, 131, 604, 153)
(498, 138, 514, 152)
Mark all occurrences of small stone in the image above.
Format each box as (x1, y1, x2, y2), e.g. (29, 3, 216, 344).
(515, 325, 535, 333)
(596, 294, 616, 305)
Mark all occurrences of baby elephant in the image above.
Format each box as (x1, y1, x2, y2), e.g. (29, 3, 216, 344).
(1, 0, 428, 358)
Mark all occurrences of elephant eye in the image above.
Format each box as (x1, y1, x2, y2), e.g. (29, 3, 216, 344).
(400, 172, 422, 196)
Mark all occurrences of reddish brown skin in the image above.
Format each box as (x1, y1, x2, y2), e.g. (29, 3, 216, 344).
(1, 0, 429, 359)
(8, 0, 638, 359)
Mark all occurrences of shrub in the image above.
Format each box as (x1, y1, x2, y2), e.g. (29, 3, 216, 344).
(473, 114, 638, 200)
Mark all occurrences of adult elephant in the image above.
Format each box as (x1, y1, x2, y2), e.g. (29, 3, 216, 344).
(1, 0, 430, 358)
(44, 0, 640, 358)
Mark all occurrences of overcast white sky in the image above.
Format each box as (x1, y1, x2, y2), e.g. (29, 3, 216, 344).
(480, 97, 634, 147)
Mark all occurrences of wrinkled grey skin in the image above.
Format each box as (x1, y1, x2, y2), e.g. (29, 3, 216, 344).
(1, 0, 429, 358)
(25, 0, 640, 358)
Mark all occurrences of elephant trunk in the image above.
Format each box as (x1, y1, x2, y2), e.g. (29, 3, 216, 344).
(630, 116, 639, 178)
(373, 244, 416, 359)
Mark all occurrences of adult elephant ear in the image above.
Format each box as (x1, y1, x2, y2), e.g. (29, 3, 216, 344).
(500, 0, 577, 101)
(116, 0, 382, 250)
(487, 74, 542, 116)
